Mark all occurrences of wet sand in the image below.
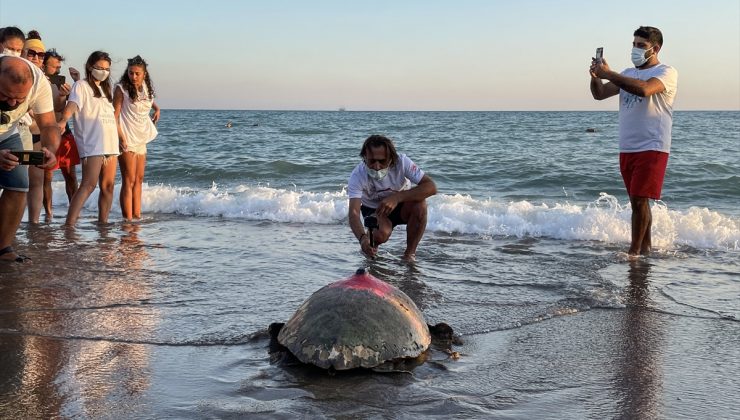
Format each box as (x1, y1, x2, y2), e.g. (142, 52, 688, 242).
(1, 219, 738, 418)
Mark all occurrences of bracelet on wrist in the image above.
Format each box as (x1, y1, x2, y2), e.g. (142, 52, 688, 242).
(358, 233, 366, 243)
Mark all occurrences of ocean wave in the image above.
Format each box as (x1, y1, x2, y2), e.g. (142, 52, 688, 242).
(51, 182, 740, 251)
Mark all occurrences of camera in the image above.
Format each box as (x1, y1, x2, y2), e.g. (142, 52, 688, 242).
(48, 74, 66, 86)
(10, 150, 45, 165)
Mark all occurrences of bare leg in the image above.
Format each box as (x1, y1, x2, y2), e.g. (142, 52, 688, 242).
(628, 196, 652, 257)
(97, 156, 118, 224)
(43, 169, 53, 222)
(400, 200, 428, 261)
(0, 190, 26, 260)
(119, 152, 135, 220)
(27, 166, 44, 224)
(60, 165, 78, 203)
(65, 157, 104, 227)
(132, 153, 147, 219)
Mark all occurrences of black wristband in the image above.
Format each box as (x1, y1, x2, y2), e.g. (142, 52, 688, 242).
(358, 233, 366, 243)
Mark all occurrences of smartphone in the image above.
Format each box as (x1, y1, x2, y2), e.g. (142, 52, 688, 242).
(595, 47, 604, 63)
(48, 74, 66, 86)
(10, 150, 45, 165)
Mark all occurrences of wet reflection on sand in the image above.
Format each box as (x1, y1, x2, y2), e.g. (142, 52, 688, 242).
(0, 223, 158, 418)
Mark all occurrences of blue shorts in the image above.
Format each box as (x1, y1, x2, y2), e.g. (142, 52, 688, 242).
(0, 133, 30, 192)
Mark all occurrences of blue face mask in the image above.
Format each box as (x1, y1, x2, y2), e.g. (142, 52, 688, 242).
(631, 46, 653, 67)
(366, 165, 389, 180)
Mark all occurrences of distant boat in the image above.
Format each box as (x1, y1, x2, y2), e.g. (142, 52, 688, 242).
(338, 107, 346, 112)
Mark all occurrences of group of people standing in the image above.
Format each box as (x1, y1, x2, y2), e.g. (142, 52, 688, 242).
(0, 26, 160, 262)
(2, 25, 677, 264)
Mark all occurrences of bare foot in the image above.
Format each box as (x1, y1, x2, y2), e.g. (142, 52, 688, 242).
(401, 253, 416, 263)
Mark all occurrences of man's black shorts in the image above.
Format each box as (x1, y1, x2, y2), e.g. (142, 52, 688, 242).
(361, 203, 406, 227)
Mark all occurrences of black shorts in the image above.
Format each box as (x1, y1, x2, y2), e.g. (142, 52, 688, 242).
(32, 134, 41, 144)
(361, 203, 406, 227)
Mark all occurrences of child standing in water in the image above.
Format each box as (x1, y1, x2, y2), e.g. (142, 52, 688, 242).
(114, 55, 159, 221)
(57, 51, 119, 226)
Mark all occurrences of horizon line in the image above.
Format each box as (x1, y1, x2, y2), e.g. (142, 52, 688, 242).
(158, 108, 740, 112)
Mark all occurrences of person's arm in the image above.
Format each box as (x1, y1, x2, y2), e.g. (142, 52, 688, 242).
(376, 175, 437, 217)
(151, 101, 161, 124)
(113, 86, 127, 151)
(34, 110, 60, 169)
(57, 101, 78, 132)
(50, 83, 67, 112)
(589, 58, 620, 100)
(591, 58, 665, 98)
(348, 197, 375, 256)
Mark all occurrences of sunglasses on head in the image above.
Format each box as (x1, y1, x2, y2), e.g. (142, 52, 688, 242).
(26, 50, 45, 59)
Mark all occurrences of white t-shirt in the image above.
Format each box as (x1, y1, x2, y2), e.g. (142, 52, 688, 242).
(0, 55, 54, 141)
(348, 154, 425, 208)
(68, 80, 119, 158)
(618, 63, 678, 153)
(115, 84, 157, 148)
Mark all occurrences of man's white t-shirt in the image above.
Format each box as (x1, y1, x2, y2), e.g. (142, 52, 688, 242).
(618, 63, 678, 153)
(348, 154, 425, 208)
(68, 80, 119, 158)
(0, 55, 53, 141)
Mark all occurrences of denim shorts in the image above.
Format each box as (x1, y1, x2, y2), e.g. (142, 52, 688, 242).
(0, 133, 30, 192)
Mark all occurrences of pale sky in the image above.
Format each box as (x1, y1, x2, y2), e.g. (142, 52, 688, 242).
(2, 0, 738, 111)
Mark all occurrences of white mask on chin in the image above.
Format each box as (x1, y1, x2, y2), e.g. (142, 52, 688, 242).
(366, 165, 389, 181)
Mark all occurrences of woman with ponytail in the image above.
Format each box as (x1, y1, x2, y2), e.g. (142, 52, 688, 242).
(113, 55, 159, 221)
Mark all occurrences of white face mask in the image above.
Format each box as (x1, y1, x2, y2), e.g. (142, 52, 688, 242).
(366, 165, 389, 181)
(91, 68, 110, 81)
(2, 48, 21, 57)
(631, 47, 653, 67)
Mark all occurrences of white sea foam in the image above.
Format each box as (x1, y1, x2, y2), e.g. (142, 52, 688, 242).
(51, 182, 740, 251)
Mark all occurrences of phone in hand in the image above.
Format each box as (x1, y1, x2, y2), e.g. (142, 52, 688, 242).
(10, 150, 45, 165)
(595, 47, 604, 63)
(48, 74, 66, 86)
(363, 215, 379, 248)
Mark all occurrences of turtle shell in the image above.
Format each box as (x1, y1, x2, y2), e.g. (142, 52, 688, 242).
(277, 269, 431, 370)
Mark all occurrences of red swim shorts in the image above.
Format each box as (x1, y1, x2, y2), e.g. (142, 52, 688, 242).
(53, 130, 80, 171)
(619, 151, 669, 199)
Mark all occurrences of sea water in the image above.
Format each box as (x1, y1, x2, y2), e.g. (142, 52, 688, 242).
(1, 110, 738, 418)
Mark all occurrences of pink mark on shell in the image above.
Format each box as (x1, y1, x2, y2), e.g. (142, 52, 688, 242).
(329, 273, 393, 298)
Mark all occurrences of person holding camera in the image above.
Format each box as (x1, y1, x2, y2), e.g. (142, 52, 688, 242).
(589, 26, 678, 258)
(114, 55, 160, 221)
(347, 135, 437, 262)
(42, 49, 79, 210)
(0, 55, 59, 262)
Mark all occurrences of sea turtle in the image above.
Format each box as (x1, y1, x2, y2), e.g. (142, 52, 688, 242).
(268, 268, 458, 372)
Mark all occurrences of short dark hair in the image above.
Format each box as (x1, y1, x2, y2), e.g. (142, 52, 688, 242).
(360, 134, 400, 167)
(0, 26, 25, 44)
(634, 26, 663, 47)
(43, 48, 64, 65)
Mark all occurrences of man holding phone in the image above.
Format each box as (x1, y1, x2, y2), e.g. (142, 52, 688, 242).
(0, 54, 59, 262)
(589, 26, 678, 258)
